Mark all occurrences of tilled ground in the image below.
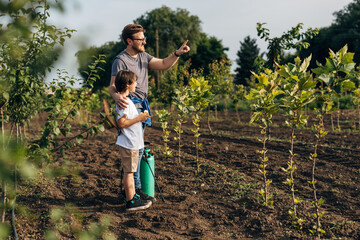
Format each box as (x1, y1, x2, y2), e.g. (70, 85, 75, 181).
(11, 109, 360, 239)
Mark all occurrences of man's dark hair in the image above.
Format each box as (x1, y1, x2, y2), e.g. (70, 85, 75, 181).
(115, 70, 137, 93)
(121, 24, 145, 45)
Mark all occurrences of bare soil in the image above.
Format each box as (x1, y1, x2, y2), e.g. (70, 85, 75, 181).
(11, 109, 360, 239)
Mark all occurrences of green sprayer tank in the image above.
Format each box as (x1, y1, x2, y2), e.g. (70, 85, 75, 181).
(140, 148, 155, 197)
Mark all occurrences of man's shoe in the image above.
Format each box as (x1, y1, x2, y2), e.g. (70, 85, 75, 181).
(125, 194, 152, 211)
(136, 189, 156, 202)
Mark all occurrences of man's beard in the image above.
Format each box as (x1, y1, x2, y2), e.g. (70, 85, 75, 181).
(132, 45, 145, 53)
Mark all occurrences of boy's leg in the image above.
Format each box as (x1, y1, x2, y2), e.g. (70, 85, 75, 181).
(120, 146, 139, 198)
(122, 148, 152, 211)
(123, 172, 135, 201)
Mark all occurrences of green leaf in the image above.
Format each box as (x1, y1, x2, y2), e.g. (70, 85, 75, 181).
(338, 44, 348, 58)
(65, 142, 72, 149)
(258, 73, 269, 86)
(317, 74, 331, 84)
(98, 124, 105, 132)
(342, 63, 356, 73)
(325, 58, 336, 71)
(60, 129, 67, 137)
(0, 223, 10, 239)
(300, 55, 311, 72)
(76, 135, 84, 144)
(2, 92, 9, 100)
(341, 79, 355, 90)
(342, 52, 354, 64)
(53, 127, 61, 136)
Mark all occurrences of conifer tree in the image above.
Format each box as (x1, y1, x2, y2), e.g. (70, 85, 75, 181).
(234, 36, 260, 86)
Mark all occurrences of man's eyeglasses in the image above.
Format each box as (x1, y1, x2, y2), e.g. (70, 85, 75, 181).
(131, 37, 146, 43)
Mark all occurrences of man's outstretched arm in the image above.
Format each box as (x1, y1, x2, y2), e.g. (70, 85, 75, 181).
(148, 40, 190, 70)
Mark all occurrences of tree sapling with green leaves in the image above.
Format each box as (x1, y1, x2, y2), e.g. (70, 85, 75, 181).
(206, 58, 233, 128)
(155, 109, 172, 159)
(187, 77, 213, 172)
(246, 69, 283, 206)
(307, 88, 333, 238)
(0, 1, 74, 237)
(230, 84, 247, 122)
(278, 55, 316, 227)
(256, 22, 318, 70)
(312, 44, 356, 131)
(173, 87, 191, 164)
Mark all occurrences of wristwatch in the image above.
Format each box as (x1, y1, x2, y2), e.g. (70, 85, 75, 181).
(174, 50, 180, 57)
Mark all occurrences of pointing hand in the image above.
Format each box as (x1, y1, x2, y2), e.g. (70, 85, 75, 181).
(176, 40, 190, 56)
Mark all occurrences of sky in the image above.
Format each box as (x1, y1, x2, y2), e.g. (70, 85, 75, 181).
(48, 0, 354, 83)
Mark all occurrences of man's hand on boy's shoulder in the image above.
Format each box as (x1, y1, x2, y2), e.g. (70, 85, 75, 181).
(116, 94, 129, 110)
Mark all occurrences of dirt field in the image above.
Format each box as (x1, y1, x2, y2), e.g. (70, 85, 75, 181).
(12, 109, 360, 239)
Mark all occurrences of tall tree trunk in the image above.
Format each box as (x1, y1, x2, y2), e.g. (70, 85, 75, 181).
(196, 137, 199, 173)
(337, 98, 341, 131)
(215, 105, 218, 121)
(290, 123, 297, 218)
(312, 133, 321, 239)
(311, 115, 325, 239)
(224, 99, 228, 119)
(207, 105, 212, 133)
(262, 126, 268, 205)
(156, 28, 160, 90)
(1, 105, 6, 223)
(12, 123, 19, 240)
(178, 122, 182, 164)
(358, 103, 360, 130)
(1, 182, 5, 223)
(235, 104, 240, 122)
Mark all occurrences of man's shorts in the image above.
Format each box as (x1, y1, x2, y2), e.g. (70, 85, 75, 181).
(119, 146, 139, 173)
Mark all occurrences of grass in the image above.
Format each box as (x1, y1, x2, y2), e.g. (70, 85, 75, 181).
(197, 163, 257, 202)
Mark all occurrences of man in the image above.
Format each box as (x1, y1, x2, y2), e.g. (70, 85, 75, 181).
(109, 24, 190, 203)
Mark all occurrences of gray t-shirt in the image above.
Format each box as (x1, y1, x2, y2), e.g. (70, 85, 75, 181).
(111, 50, 154, 100)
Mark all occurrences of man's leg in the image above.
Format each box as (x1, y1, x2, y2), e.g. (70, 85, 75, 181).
(134, 108, 155, 202)
(133, 108, 145, 190)
(133, 148, 143, 189)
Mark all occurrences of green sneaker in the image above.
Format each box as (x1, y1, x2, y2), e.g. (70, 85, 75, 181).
(136, 189, 156, 203)
(125, 194, 152, 211)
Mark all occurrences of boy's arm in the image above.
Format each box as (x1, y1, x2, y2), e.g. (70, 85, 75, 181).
(117, 112, 151, 129)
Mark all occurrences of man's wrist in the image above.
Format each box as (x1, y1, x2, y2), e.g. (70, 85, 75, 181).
(174, 50, 180, 57)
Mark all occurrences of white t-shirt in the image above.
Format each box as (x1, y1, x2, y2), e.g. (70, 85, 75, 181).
(115, 99, 144, 150)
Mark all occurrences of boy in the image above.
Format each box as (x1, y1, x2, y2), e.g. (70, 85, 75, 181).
(114, 70, 152, 211)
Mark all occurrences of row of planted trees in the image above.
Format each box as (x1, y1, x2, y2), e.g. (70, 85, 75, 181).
(153, 57, 241, 173)
(246, 44, 360, 239)
(152, 44, 359, 239)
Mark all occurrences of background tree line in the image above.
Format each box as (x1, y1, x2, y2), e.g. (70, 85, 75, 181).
(235, 0, 360, 87)
(76, 6, 229, 92)
(77, 1, 360, 97)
